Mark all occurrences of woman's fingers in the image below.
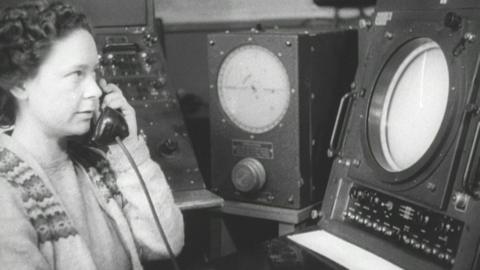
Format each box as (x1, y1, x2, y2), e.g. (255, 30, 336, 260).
(101, 91, 126, 109)
(99, 79, 122, 94)
(98, 80, 127, 110)
(98, 78, 107, 89)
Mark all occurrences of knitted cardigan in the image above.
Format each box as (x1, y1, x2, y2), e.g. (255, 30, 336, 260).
(0, 133, 184, 270)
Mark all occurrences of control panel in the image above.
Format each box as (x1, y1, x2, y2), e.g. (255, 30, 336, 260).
(97, 31, 166, 101)
(94, 25, 205, 192)
(343, 185, 464, 268)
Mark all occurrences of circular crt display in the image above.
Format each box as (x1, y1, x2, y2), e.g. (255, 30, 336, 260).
(370, 39, 449, 172)
(217, 45, 291, 134)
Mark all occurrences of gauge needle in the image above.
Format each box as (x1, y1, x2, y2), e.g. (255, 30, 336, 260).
(242, 74, 252, 85)
(250, 85, 260, 99)
(264, 88, 276, 93)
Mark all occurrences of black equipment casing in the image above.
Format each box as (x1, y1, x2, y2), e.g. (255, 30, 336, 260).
(208, 30, 357, 209)
(320, 1, 480, 269)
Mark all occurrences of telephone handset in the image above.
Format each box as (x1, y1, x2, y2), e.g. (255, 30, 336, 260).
(89, 76, 129, 146)
(90, 106, 129, 146)
(88, 74, 131, 147)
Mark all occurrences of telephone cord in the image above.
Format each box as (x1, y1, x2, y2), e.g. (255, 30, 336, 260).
(115, 136, 181, 270)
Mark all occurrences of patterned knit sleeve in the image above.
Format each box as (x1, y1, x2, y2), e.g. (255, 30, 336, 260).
(106, 136, 185, 260)
(0, 178, 52, 269)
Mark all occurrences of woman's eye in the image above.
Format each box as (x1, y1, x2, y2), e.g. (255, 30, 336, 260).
(72, 70, 84, 77)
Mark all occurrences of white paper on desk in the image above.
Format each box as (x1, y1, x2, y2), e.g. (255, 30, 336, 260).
(287, 230, 403, 270)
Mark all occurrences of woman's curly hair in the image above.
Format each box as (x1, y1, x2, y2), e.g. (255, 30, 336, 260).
(0, 0, 92, 126)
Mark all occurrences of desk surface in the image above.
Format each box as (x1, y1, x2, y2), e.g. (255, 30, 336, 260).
(189, 237, 346, 270)
(214, 200, 321, 224)
(174, 189, 224, 210)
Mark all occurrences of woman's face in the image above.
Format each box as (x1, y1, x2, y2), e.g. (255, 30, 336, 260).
(19, 28, 102, 138)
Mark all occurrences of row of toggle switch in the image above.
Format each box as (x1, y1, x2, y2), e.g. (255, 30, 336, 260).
(114, 79, 174, 101)
(99, 52, 157, 66)
(344, 210, 456, 266)
(97, 51, 160, 78)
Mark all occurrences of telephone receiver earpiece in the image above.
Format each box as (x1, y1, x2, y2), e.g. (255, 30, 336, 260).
(91, 106, 129, 146)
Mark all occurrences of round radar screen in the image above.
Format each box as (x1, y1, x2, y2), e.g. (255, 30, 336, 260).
(369, 39, 449, 172)
(217, 45, 291, 134)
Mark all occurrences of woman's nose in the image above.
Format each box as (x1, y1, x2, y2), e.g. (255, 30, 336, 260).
(84, 77, 103, 99)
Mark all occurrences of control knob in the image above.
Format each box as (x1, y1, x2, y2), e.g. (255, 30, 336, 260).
(158, 138, 179, 157)
(153, 76, 167, 89)
(146, 56, 157, 65)
(231, 158, 266, 193)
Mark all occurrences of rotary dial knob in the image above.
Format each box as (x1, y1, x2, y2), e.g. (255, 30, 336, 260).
(231, 158, 266, 193)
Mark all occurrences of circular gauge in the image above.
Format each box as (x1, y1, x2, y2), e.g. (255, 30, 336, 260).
(369, 38, 449, 172)
(217, 45, 291, 134)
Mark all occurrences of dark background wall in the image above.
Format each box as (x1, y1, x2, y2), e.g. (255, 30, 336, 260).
(164, 32, 212, 181)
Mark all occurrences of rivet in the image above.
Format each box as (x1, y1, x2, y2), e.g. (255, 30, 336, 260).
(426, 182, 437, 192)
(385, 31, 394, 40)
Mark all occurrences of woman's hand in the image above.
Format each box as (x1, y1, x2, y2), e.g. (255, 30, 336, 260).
(98, 79, 138, 142)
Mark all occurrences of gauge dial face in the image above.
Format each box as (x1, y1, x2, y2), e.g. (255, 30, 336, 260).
(217, 45, 291, 134)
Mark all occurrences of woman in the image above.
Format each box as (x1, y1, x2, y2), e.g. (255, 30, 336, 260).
(0, 1, 184, 269)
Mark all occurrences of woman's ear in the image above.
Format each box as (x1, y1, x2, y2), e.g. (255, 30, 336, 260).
(9, 83, 29, 100)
